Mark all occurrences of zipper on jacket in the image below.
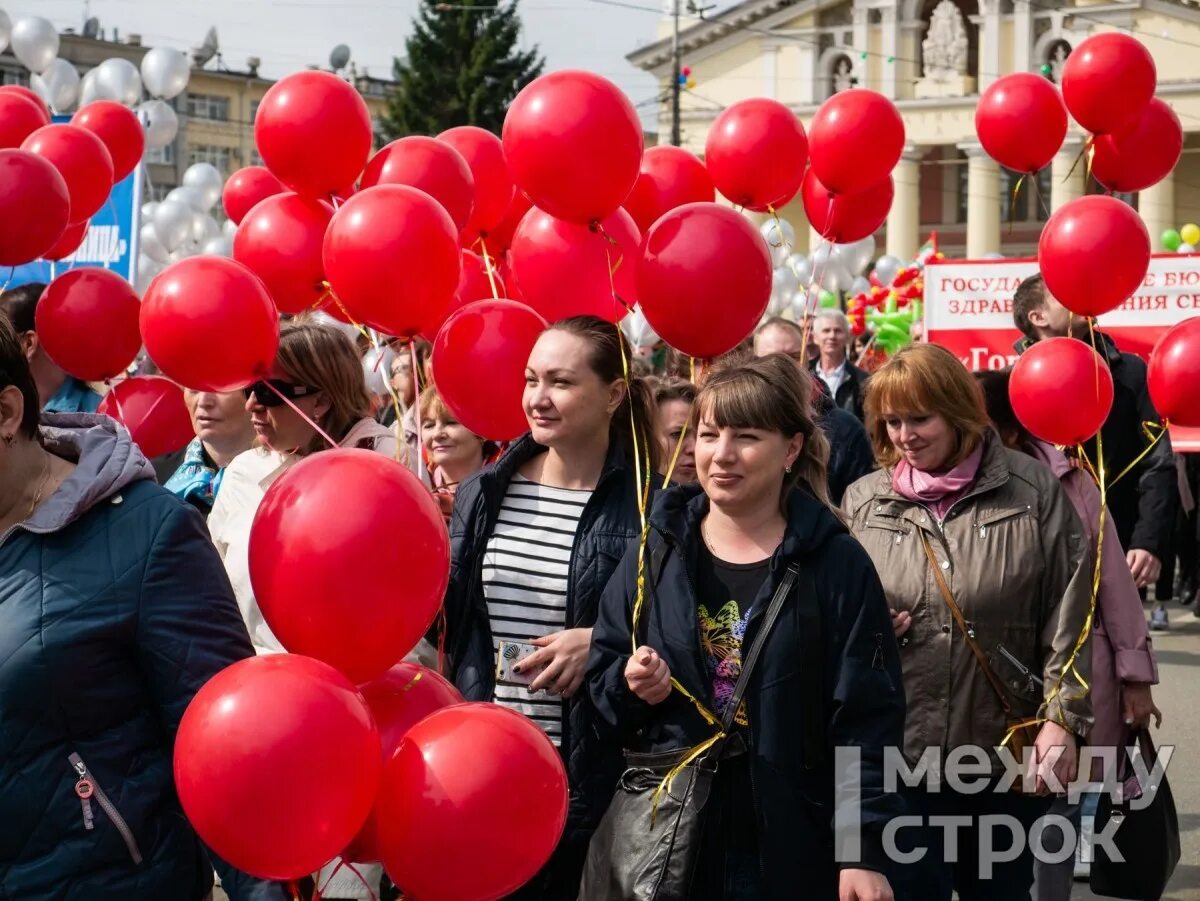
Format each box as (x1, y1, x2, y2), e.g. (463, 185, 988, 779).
(68, 753, 143, 865)
(871, 632, 885, 671)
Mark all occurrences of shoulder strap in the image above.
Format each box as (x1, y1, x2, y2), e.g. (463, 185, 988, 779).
(721, 563, 800, 733)
(919, 530, 1013, 715)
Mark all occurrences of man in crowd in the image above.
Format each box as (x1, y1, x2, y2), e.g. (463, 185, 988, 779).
(0, 283, 102, 413)
(1013, 273, 1177, 629)
(808, 309, 869, 421)
(753, 317, 875, 504)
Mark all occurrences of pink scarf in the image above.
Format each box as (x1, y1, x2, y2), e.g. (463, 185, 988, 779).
(892, 437, 985, 520)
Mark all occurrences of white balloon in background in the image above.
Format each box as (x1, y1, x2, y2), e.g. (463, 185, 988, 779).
(1178, 243, 1196, 254)
(787, 253, 813, 287)
(141, 200, 160, 221)
(760, 218, 795, 269)
(310, 311, 362, 343)
(154, 199, 194, 253)
(222, 218, 238, 237)
(620, 307, 659, 349)
(850, 276, 871, 297)
(11, 16, 59, 74)
(166, 185, 207, 211)
(981, 251, 1006, 260)
(190, 210, 221, 247)
(871, 254, 903, 287)
(362, 345, 397, 398)
(819, 262, 854, 294)
(202, 235, 233, 257)
(771, 265, 799, 312)
(0, 10, 12, 55)
(136, 255, 163, 294)
(791, 286, 820, 322)
(183, 163, 225, 211)
(767, 288, 790, 318)
(94, 57, 142, 106)
(140, 222, 171, 264)
(140, 47, 190, 100)
(138, 99, 178, 149)
(843, 235, 877, 275)
(77, 67, 102, 106)
(31, 58, 80, 113)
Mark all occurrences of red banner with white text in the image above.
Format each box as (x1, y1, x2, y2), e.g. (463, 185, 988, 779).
(924, 255, 1200, 450)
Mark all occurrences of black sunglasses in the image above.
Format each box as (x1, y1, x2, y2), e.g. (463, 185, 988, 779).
(243, 379, 319, 407)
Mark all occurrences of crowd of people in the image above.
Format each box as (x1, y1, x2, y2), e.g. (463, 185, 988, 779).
(0, 270, 1180, 901)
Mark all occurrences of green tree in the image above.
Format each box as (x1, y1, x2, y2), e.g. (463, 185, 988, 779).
(381, 0, 545, 139)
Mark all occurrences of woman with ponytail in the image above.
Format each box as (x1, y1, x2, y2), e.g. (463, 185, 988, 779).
(440, 315, 661, 899)
(587, 353, 905, 901)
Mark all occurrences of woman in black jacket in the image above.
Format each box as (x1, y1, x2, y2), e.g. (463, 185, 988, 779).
(442, 314, 661, 899)
(588, 353, 906, 901)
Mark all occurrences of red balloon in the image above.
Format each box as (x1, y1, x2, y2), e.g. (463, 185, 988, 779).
(248, 449, 450, 684)
(488, 190, 534, 254)
(377, 704, 568, 900)
(254, 70, 372, 198)
(21, 124, 114, 224)
(1148, 318, 1200, 427)
(141, 257, 280, 392)
(438, 125, 514, 241)
(432, 299, 547, 442)
(637, 203, 772, 359)
(175, 655, 381, 881)
(344, 664, 464, 864)
(624, 146, 715, 234)
(509, 207, 638, 323)
(41, 218, 89, 261)
(0, 92, 52, 149)
(975, 73, 1067, 174)
(1061, 32, 1156, 136)
(1038, 195, 1150, 318)
(37, 268, 141, 380)
(97, 376, 194, 459)
(503, 70, 642, 224)
(0, 85, 50, 126)
(323, 184, 462, 338)
(704, 98, 808, 212)
(1091, 98, 1182, 194)
(71, 101, 145, 181)
(361, 136, 475, 233)
(802, 170, 893, 244)
(0, 149, 70, 265)
(808, 89, 905, 195)
(233, 192, 334, 315)
(1010, 338, 1114, 445)
(223, 165, 285, 225)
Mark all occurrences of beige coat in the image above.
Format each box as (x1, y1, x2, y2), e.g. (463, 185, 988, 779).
(842, 435, 1093, 766)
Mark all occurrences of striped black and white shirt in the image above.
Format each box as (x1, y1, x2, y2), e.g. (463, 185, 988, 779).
(483, 474, 592, 746)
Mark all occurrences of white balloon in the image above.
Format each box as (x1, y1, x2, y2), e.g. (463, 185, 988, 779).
(190, 210, 221, 247)
(94, 57, 142, 106)
(136, 255, 163, 294)
(771, 265, 799, 310)
(620, 307, 659, 349)
(31, 58, 80, 113)
(12, 16, 59, 74)
(791, 286, 820, 322)
(183, 163, 225, 211)
(202, 235, 233, 257)
(137, 100, 178, 149)
(767, 288, 790, 318)
(141, 200, 160, 221)
(850, 276, 871, 296)
(78, 67, 102, 106)
(362, 345, 397, 397)
(981, 251, 1006, 260)
(1178, 243, 1195, 254)
(0, 11, 12, 55)
(310, 310, 361, 343)
(842, 235, 876, 275)
(819, 262, 854, 294)
(166, 185, 207, 211)
(872, 254, 903, 287)
(222, 218, 238, 237)
(154, 199, 193, 252)
(140, 47, 190, 100)
(760, 218, 795, 268)
(140, 222, 170, 263)
(787, 253, 813, 287)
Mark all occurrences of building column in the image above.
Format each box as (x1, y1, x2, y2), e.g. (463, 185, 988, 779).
(882, 6, 898, 99)
(1014, 0, 1032, 72)
(887, 146, 922, 261)
(1050, 137, 1085, 213)
(960, 143, 1001, 258)
(853, 6, 869, 87)
(762, 42, 780, 99)
(979, 0, 1001, 90)
(1140, 170, 1175, 249)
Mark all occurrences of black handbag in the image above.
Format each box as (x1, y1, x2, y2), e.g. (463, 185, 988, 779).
(578, 564, 800, 901)
(1089, 729, 1180, 900)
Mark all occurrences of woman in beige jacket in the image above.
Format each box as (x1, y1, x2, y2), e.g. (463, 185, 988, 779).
(842, 344, 1092, 901)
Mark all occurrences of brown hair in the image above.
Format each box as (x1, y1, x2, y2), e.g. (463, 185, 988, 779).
(975, 370, 1032, 447)
(697, 352, 834, 511)
(654, 378, 697, 408)
(276, 322, 372, 454)
(0, 315, 39, 439)
(1012, 273, 1047, 340)
(864, 343, 989, 468)
(547, 315, 661, 475)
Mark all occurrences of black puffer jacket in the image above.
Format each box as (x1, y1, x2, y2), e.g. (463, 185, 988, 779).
(814, 388, 876, 505)
(443, 434, 659, 841)
(588, 484, 906, 900)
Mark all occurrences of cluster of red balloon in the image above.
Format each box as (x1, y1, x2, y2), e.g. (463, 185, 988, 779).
(0, 87, 143, 265)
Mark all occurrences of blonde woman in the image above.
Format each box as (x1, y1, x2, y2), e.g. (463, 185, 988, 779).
(588, 353, 904, 901)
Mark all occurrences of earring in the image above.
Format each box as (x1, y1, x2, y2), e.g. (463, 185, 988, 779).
(785, 463, 793, 474)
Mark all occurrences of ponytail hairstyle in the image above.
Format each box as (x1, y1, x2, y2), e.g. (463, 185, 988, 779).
(546, 315, 662, 476)
(696, 352, 835, 513)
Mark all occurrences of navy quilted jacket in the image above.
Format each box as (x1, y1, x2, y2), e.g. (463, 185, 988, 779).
(0, 415, 280, 901)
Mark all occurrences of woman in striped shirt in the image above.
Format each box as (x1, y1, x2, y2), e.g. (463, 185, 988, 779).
(441, 315, 661, 899)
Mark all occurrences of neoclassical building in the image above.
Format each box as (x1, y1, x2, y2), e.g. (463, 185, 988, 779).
(629, 0, 1200, 259)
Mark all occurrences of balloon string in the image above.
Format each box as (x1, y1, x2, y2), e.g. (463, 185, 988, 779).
(410, 339, 425, 471)
(288, 879, 303, 901)
(1107, 422, 1167, 491)
(0, 266, 13, 292)
(1029, 171, 1052, 221)
(1062, 135, 1095, 185)
(1007, 174, 1025, 235)
(478, 236, 502, 301)
(262, 380, 340, 451)
(596, 222, 634, 314)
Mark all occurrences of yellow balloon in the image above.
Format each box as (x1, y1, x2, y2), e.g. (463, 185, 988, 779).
(1182, 223, 1200, 246)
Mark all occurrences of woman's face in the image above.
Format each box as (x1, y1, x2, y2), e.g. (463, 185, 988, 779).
(883, 409, 958, 472)
(523, 330, 621, 450)
(184, 390, 254, 453)
(695, 414, 803, 515)
(658, 399, 697, 484)
(244, 383, 328, 453)
(421, 408, 484, 476)
(390, 355, 416, 407)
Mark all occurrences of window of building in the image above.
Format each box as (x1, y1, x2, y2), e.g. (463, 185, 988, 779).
(186, 93, 230, 121)
(250, 148, 264, 166)
(250, 100, 260, 121)
(1, 68, 29, 86)
(145, 143, 176, 165)
(999, 166, 1052, 223)
(189, 144, 233, 174)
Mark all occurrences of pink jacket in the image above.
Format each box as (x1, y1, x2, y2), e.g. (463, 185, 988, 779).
(1029, 441, 1158, 758)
